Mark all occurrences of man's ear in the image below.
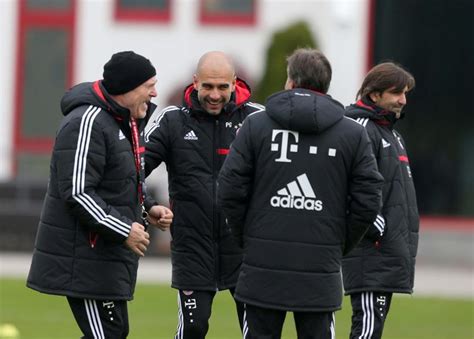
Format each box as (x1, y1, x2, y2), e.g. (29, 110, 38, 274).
(369, 91, 380, 103)
(192, 74, 198, 90)
(285, 78, 295, 90)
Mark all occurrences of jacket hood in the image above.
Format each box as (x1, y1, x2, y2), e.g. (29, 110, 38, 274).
(60, 80, 156, 122)
(345, 97, 401, 128)
(60, 82, 105, 116)
(265, 89, 344, 133)
(182, 77, 251, 114)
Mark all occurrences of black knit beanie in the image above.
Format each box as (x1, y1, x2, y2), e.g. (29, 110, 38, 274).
(102, 51, 156, 95)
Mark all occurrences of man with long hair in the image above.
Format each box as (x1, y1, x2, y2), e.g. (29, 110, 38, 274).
(342, 62, 419, 339)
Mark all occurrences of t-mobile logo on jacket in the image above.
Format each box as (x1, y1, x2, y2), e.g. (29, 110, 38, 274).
(270, 174, 323, 211)
(271, 129, 299, 162)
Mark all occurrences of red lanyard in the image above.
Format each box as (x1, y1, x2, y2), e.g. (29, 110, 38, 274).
(130, 117, 145, 205)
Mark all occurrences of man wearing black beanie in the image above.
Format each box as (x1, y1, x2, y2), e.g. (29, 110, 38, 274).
(102, 51, 158, 119)
(27, 51, 173, 338)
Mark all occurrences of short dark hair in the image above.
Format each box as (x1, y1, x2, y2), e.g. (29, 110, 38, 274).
(357, 62, 415, 100)
(286, 48, 332, 94)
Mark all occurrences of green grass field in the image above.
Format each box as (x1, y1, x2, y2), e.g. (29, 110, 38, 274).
(0, 278, 472, 338)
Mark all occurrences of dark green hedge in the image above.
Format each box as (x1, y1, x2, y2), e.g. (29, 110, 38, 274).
(253, 20, 317, 103)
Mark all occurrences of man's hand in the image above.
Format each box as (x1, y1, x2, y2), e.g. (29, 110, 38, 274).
(125, 222, 150, 257)
(147, 205, 174, 231)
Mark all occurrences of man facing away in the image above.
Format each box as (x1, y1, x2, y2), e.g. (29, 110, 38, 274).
(217, 48, 384, 339)
(342, 62, 419, 339)
(145, 51, 264, 338)
(27, 51, 173, 338)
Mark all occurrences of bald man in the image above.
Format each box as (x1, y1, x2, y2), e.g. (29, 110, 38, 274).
(145, 51, 264, 338)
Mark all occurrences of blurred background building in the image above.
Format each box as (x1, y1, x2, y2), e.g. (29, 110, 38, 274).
(0, 0, 472, 270)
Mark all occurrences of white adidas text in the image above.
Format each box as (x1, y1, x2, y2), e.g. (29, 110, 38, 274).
(270, 173, 323, 211)
(270, 195, 323, 211)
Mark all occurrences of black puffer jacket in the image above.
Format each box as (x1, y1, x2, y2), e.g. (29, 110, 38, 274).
(27, 81, 155, 300)
(218, 89, 383, 311)
(342, 98, 419, 294)
(145, 79, 264, 291)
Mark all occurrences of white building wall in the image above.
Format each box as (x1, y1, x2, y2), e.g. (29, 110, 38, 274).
(76, 0, 369, 111)
(0, 0, 369, 181)
(0, 0, 18, 180)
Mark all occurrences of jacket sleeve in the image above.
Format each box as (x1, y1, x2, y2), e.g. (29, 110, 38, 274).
(217, 118, 255, 247)
(345, 127, 384, 254)
(56, 111, 132, 243)
(363, 125, 386, 241)
(145, 107, 172, 177)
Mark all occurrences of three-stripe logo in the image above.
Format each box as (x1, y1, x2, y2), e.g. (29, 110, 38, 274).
(382, 138, 391, 148)
(184, 130, 198, 140)
(270, 173, 323, 211)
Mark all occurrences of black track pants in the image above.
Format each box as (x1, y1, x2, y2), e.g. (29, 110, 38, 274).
(243, 303, 335, 339)
(174, 288, 244, 339)
(67, 297, 129, 339)
(349, 292, 393, 339)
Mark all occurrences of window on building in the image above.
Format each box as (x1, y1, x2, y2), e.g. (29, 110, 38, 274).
(22, 29, 67, 138)
(13, 0, 76, 179)
(26, 0, 71, 10)
(200, 0, 256, 25)
(114, 0, 171, 22)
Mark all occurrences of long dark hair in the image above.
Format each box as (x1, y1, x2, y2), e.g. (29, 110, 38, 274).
(357, 62, 415, 99)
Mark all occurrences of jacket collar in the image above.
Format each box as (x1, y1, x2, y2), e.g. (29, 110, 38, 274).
(92, 80, 156, 126)
(356, 96, 401, 128)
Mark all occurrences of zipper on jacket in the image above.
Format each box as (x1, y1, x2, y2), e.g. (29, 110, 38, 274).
(213, 118, 220, 290)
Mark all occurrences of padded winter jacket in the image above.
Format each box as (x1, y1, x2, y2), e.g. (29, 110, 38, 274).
(218, 89, 384, 311)
(342, 98, 419, 295)
(27, 81, 155, 300)
(145, 79, 264, 291)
